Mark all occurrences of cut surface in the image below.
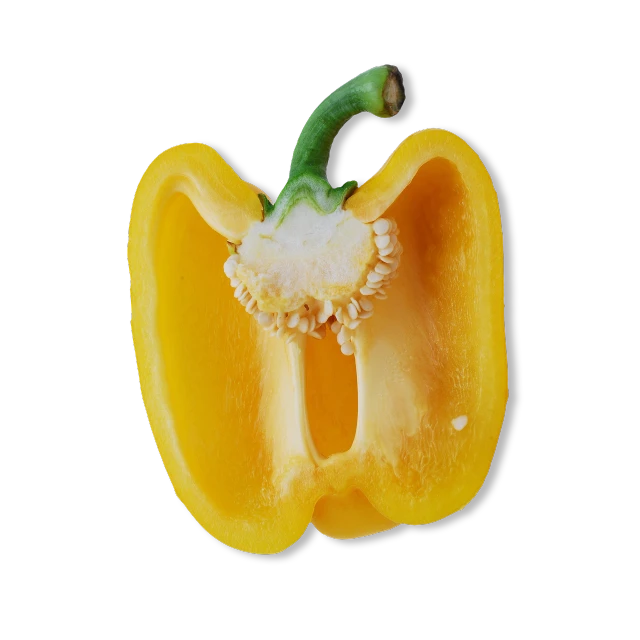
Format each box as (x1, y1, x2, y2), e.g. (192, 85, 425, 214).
(129, 132, 507, 553)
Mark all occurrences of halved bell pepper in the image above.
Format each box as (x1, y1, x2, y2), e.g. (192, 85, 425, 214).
(128, 65, 507, 553)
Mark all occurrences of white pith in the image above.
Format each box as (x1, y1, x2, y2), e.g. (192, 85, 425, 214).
(223, 207, 403, 356)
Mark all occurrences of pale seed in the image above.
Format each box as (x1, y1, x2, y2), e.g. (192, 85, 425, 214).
(347, 303, 358, 319)
(359, 297, 373, 312)
(324, 300, 334, 316)
(287, 312, 300, 328)
(340, 342, 355, 356)
(298, 317, 309, 334)
(375, 262, 392, 275)
(350, 297, 361, 313)
(373, 218, 391, 235)
(375, 234, 391, 249)
(360, 286, 376, 296)
(367, 271, 384, 283)
(257, 312, 273, 326)
(359, 310, 373, 319)
(223, 260, 237, 278)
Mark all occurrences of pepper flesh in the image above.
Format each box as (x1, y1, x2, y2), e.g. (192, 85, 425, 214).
(129, 74, 507, 554)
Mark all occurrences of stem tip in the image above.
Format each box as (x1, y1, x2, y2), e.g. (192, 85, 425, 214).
(382, 65, 405, 117)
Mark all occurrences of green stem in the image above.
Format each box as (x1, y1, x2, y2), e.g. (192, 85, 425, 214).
(261, 65, 404, 223)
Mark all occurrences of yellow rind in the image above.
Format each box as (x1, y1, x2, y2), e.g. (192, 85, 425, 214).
(133, 143, 264, 243)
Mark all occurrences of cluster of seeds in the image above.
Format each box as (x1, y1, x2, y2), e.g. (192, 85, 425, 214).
(222, 217, 402, 356)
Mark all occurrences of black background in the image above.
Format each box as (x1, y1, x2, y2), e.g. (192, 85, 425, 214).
(118, 55, 536, 558)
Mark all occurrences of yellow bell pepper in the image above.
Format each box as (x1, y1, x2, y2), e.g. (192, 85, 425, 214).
(129, 65, 507, 553)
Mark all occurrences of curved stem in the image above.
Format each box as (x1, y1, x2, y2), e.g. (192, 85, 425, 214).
(261, 65, 405, 223)
(289, 65, 405, 181)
